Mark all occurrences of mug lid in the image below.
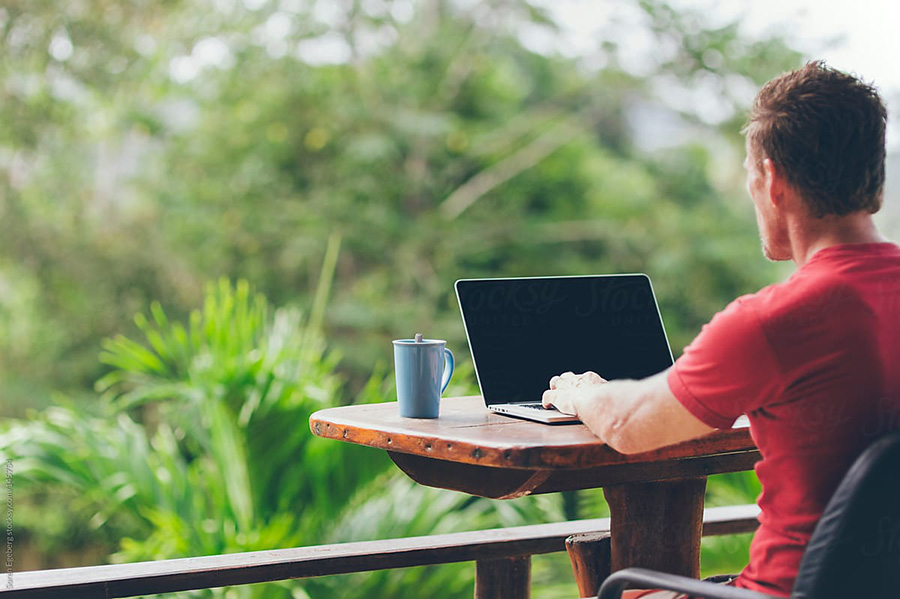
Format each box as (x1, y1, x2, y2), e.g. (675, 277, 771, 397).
(393, 338, 446, 345)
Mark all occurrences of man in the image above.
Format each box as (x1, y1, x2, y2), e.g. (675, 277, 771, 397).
(542, 61, 900, 598)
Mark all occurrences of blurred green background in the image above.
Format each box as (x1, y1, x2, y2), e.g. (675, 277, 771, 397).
(0, 0, 895, 597)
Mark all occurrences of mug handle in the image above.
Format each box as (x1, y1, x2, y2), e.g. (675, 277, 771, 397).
(440, 348, 455, 394)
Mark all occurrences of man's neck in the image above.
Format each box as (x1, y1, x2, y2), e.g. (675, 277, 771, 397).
(788, 212, 887, 266)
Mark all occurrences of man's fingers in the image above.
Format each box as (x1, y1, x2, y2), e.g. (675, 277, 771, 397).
(551, 370, 606, 391)
(553, 372, 577, 389)
(584, 371, 607, 384)
(555, 404, 577, 416)
(542, 389, 556, 408)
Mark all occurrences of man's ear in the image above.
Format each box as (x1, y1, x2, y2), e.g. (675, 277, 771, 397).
(761, 158, 785, 208)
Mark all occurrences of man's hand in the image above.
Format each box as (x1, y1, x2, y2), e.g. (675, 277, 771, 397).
(541, 371, 607, 416)
(542, 368, 715, 454)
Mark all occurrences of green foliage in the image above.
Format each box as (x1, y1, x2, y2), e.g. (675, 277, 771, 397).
(0, 0, 810, 588)
(307, 475, 564, 599)
(0, 0, 798, 405)
(95, 277, 386, 532)
(0, 280, 562, 598)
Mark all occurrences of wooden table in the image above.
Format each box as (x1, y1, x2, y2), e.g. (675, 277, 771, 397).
(310, 396, 759, 581)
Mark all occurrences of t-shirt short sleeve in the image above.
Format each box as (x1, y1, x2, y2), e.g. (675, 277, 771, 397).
(667, 295, 782, 429)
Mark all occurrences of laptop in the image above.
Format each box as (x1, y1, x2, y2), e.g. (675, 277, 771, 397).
(455, 274, 674, 424)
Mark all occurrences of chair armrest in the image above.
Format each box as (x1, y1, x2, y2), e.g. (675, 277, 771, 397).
(598, 568, 781, 599)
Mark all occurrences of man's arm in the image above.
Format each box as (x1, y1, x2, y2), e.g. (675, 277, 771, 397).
(542, 369, 714, 454)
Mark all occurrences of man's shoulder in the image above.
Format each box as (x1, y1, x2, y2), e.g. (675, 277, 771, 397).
(738, 244, 900, 328)
(722, 278, 809, 324)
(692, 242, 900, 352)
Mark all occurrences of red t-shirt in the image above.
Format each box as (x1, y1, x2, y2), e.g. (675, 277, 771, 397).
(667, 242, 900, 597)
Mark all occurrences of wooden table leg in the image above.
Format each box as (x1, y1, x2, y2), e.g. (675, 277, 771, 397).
(475, 556, 531, 599)
(603, 477, 707, 577)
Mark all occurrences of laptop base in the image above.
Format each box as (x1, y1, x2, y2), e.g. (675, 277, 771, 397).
(489, 403, 581, 424)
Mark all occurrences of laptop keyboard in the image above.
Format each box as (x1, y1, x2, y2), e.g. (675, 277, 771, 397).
(519, 403, 551, 410)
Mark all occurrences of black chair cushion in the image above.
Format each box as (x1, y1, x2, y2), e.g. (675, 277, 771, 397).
(792, 433, 900, 599)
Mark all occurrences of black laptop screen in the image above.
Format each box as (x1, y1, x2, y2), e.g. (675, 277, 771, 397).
(455, 275, 674, 405)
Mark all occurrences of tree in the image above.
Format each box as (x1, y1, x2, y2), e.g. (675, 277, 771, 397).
(0, 0, 800, 407)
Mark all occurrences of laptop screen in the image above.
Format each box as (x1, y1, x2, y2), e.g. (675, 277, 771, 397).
(455, 275, 674, 406)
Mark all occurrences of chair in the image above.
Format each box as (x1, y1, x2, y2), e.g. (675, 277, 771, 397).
(598, 432, 900, 599)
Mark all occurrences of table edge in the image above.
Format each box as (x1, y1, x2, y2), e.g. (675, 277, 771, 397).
(309, 399, 756, 470)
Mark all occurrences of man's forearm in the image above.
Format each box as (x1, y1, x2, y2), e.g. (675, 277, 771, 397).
(574, 377, 647, 453)
(573, 370, 714, 454)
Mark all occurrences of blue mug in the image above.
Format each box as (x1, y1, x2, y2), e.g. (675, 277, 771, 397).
(393, 335, 455, 418)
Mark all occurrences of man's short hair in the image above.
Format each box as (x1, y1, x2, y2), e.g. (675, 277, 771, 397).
(744, 61, 887, 217)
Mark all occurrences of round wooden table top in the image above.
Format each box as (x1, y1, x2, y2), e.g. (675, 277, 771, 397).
(310, 396, 755, 470)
